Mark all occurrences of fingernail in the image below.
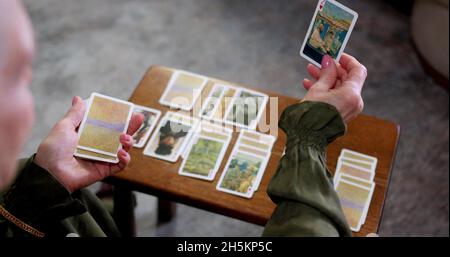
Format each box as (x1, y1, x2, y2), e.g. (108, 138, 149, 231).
(321, 55, 332, 69)
(72, 96, 77, 106)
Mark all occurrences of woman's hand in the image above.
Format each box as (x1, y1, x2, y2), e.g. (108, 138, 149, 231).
(34, 96, 144, 193)
(302, 54, 368, 123)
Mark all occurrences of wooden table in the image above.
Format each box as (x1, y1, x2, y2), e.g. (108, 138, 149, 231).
(105, 66, 400, 237)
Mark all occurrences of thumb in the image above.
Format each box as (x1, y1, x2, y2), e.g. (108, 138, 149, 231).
(315, 55, 338, 90)
(64, 96, 86, 128)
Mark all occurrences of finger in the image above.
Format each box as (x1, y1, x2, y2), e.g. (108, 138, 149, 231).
(339, 54, 368, 92)
(302, 79, 315, 90)
(120, 133, 133, 152)
(126, 112, 144, 136)
(307, 64, 321, 80)
(63, 96, 86, 128)
(315, 55, 338, 90)
(111, 149, 130, 174)
(337, 65, 347, 81)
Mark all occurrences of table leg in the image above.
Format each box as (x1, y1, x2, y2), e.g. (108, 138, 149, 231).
(157, 198, 177, 223)
(113, 186, 136, 237)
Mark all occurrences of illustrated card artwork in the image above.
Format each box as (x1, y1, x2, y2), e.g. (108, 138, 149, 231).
(159, 71, 208, 111)
(132, 105, 161, 148)
(179, 121, 232, 181)
(211, 86, 238, 121)
(300, 0, 358, 67)
(200, 84, 226, 119)
(143, 112, 199, 163)
(76, 93, 133, 157)
(224, 89, 268, 129)
(217, 151, 265, 198)
(335, 178, 372, 232)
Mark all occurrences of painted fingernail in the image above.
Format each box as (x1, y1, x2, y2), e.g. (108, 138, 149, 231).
(322, 55, 331, 69)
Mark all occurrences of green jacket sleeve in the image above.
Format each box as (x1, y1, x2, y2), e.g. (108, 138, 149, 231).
(0, 156, 86, 237)
(0, 156, 120, 237)
(262, 101, 352, 237)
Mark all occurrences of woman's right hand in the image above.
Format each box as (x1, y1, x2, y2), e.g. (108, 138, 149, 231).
(302, 54, 368, 123)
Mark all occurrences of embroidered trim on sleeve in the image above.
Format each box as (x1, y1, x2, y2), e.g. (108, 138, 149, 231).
(0, 205, 45, 237)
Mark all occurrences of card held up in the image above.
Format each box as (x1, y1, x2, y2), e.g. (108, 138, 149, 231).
(75, 93, 134, 162)
(300, 0, 358, 67)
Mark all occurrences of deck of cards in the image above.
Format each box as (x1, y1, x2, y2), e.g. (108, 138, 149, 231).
(75, 93, 134, 163)
(334, 149, 377, 232)
(300, 0, 358, 67)
(178, 121, 233, 181)
(216, 130, 275, 198)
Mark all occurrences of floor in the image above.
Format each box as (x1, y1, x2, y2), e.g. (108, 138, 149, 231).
(21, 0, 449, 236)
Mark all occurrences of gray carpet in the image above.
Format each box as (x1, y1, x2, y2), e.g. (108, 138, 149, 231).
(21, 0, 449, 236)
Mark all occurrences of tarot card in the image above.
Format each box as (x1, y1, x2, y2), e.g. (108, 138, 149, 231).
(131, 105, 161, 148)
(300, 0, 358, 67)
(224, 89, 268, 129)
(216, 150, 268, 198)
(143, 112, 199, 162)
(337, 173, 375, 224)
(335, 178, 373, 232)
(179, 135, 231, 181)
(235, 129, 275, 192)
(159, 71, 208, 111)
(200, 84, 226, 119)
(333, 160, 375, 184)
(75, 93, 133, 158)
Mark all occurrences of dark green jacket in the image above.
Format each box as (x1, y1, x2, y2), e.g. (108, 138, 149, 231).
(0, 101, 351, 237)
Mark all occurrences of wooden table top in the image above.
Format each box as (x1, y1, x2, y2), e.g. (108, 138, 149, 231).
(107, 66, 400, 237)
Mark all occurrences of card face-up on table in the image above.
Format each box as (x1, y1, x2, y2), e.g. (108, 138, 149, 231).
(224, 89, 268, 130)
(159, 71, 208, 111)
(179, 122, 232, 181)
(216, 130, 275, 198)
(131, 105, 161, 148)
(335, 178, 373, 232)
(300, 0, 358, 67)
(74, 93, 134, 163)
(143, 112, 199, 163)
(333, 148, 377, 232)
(200, 83, 268, 130)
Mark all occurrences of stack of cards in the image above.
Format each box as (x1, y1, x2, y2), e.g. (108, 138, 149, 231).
(216, 130, 275, 198)
(159, 70, 208, 111)
(300, 0, 358, 67)
(200, 83, 268, 130)
(178, 121, 233, 181)
(74, 93, 134, 163)
(143, 111, 199, 163)
(131, 105, 161, 148)
(333, 149, 377, 232)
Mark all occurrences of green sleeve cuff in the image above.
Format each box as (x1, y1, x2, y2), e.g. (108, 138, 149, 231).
(278, 101, 346, 150)
(1, 155, 86, 232)
(265, 101, 351, 236)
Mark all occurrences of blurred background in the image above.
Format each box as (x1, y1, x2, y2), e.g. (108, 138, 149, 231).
(21, 0, 448, 236)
